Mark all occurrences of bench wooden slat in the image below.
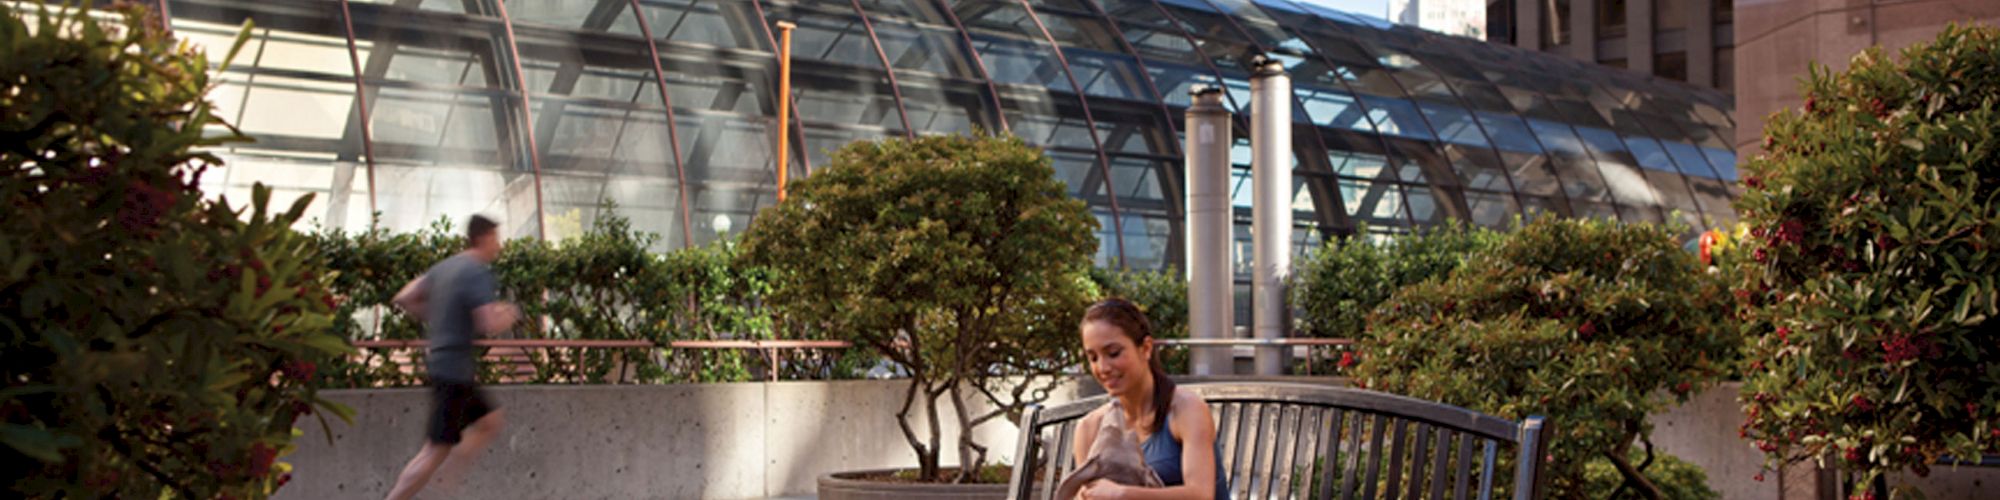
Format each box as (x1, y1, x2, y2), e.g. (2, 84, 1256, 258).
(1431, 428, 1455, 500)
(1270, 405, 1301, 498)
(1317, 408, 1345, 500)
(1464, 434, 1480, 500)
(1240, 404, 1272, 498)
(1047, 421, 1074, 500)
(1411, 422, 1434, 499)
(1386, 418, 1410, 499)
(1287, 406, 1316, 498)
(1341, 411, 1367, 500)
(1362, 413, 1387, 499)
(1479, 439, 1498, 500)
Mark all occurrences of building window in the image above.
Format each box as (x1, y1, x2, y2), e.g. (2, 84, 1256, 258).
(1716, 48, 1734, 92)
(1489, 0, 1514, 44)
(1602, 58, 1628, 69)
(1656, 0, 1688, 31)
(1541, 0, 1572, 47)
(1656, 51, 1688, 81)
(1715, 0, 1734, 23)
(1598, 0, 1626, 37)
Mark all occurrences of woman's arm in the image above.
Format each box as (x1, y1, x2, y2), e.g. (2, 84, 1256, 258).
(1073, 408, 1104, 466)
(1083, 390, 1220, 500)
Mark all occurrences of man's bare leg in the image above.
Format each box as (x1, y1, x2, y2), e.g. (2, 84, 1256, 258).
(426, 410, 506, 495)
(386, 442, 452, 500)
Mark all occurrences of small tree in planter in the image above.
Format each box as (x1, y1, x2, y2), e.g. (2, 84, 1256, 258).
(1, 4, 350, 498)
(1733, 25, 2000, 497)
(740, 134, 1098, 482)
(1356, 218, 1734, 499)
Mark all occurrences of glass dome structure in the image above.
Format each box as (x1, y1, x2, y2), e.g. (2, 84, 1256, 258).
(158, 0, 1739, 271)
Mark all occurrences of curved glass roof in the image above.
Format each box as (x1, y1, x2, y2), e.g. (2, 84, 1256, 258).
(157, 0, 1737, 271)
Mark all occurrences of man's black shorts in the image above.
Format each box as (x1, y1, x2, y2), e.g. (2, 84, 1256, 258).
(427, 381, 494, 444)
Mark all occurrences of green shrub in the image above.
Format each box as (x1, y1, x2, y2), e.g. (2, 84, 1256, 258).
(1090, 266, 1188, 373)
(311, 210, 856, 386)
(1293, 222, 1503, 340)
(1581, 448, 1721, 500)
(741, 133, 1098, 482)
(1733, 24, 2000, 496)
(1356, 218, 1735, 499)
(1, 4, 349, 498)
(1291, 223, 1502, 375)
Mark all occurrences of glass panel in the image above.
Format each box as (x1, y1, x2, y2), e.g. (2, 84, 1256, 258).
(1664, 141, 1723, 179)
(1299, 86, 1376, 134)
(1064, 50, 1150, 101)
(1441, 145, 1514, 191)
(1464, 189, 1521, 229)
(1418, 102, 1491, 148)
(1145, 64, 1222, 108)
(1701, 147, 1738, 181)
(890, 79, 987, 135)
(1687, 177, 1738, 226)
(1338, 178, 1411, 227)
(1499, 150, 1565, 198)
(1525, 119, 1616, 202)
(617, 0, 769, 51)
(972, 35, 1068, 89)
(1360, 96, 1435, 141)
(870, 18, 979, 78)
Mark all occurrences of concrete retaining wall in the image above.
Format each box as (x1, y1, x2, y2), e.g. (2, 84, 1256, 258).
(279, 380, 1087, 500)
(278, 380, 1997, 499)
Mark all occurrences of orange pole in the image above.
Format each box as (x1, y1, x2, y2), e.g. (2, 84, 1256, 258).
(775, 20, 796, 203)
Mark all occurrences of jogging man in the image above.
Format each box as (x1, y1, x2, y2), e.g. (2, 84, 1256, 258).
(386, 214, 517, 500)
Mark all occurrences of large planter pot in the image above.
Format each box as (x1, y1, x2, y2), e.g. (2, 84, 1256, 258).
(817, 468, 1012, 500)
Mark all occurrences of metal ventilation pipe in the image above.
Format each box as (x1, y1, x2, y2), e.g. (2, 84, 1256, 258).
(1249, 55, 1292, 376)
(1184, 86, 1232, 376)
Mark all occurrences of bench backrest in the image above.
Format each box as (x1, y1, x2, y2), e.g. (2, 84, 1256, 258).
(1005, 382, 1551, 500)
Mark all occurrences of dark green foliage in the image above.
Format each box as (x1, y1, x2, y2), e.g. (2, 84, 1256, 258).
(740, 133, 1099, 482)
(1733, 24, 2000, 495)
(1090, 266, 1188, 373)
(1581, 448, 1722, 500)
(1356, 218, 1735, 499)
(1, 4, 348, 498)
(1293, 223, 1504, 340)
(311, 210, 863, 386)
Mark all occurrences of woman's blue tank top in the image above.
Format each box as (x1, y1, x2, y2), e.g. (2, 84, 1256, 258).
(1140, 417, 1230, 499)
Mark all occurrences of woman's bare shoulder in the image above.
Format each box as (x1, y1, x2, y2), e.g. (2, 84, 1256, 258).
(1172, 386, 1211, 408)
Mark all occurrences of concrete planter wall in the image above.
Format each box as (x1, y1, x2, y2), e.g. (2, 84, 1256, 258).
(276, 380, 1997, 499)
(816, 469, 1009, 500)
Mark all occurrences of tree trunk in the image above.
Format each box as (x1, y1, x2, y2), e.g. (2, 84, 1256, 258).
(1605, 447, 1667, 500)
(949, 382, 986, 483)
(895, 376, 939, 480)
(924, 382, 946, 480)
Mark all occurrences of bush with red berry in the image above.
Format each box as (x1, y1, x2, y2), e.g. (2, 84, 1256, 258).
(1733, 24, 2000, 497)
(0, 4, 351, 498)
(1355, 218, 1736, 499)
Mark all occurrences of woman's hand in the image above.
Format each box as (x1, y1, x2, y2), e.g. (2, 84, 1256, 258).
(1079, 480, 1133, 500)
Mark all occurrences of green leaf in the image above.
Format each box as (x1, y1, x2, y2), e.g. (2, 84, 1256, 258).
(300, 333, 357, 356)
(214, 20, 255, 75)
(0, 424, 81, 463)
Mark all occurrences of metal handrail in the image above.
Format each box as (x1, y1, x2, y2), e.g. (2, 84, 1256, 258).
(1152, 337, 1355, 346)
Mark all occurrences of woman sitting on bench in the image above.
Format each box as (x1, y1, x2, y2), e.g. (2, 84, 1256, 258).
(1071, 298, 1226, 500)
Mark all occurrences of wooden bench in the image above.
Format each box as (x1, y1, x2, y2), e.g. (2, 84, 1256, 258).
(1007, 382, 1552, 500)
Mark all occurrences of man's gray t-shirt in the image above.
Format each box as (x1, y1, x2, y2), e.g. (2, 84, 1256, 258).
(424, 253, 497, 383)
